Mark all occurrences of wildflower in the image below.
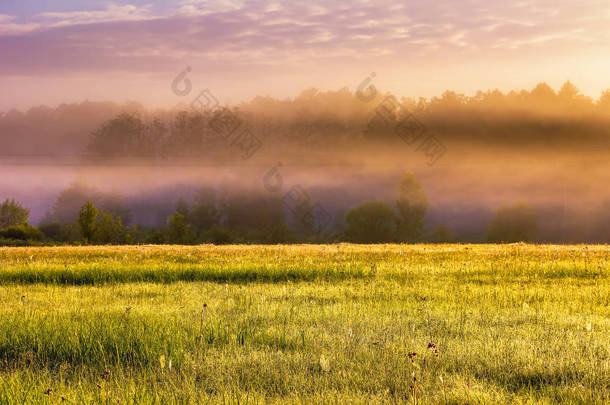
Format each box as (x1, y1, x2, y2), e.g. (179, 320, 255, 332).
(427, 342, 436, 349)
(467, 381, 471, 389)
(319, 355, 330, 372)
(203, 303, 207, 308)
(61, 395, 66, 401)
(408, 352, 417, 363)
(96, 384, 101, 389)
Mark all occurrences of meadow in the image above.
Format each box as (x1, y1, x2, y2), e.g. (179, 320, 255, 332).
(0, 244, 608, 404)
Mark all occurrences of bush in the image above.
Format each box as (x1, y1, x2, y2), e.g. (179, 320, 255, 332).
(0, 224, 44, 241)
(345, 201, 397, 243)
(206, 226, 233, 245)
(224, 190, 287, 243)
(427, 225, 454, 243)
(39, 222, 63, 240)
(0, 237, 25, 246)
(487, 203, 538, 242)
(0, 199, 30, 228)
(39, 222, 82, 243)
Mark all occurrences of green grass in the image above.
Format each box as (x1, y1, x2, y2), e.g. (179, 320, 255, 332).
(0, 244, 608, 404)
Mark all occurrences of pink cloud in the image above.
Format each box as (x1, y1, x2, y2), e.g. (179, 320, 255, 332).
(1, 0, 610, 110)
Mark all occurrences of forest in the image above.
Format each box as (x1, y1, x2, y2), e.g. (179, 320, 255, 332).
(1, 81, 609, 245)
(2, 81, 610, 159)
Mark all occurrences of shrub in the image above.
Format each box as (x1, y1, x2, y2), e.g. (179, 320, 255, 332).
(396, 172, 428, 242)
(487, 203, 538, 242)
(78, 201, 99, 244)
(345, 201, 397, 243)
(206, 225, 233, 245)
(0, 224, 44, 241)
(39, 222, 63, 240)
(427, 225, 453, 243)
(0, 199, 29, 228)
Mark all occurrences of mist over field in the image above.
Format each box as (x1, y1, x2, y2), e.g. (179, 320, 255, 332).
(2, 2, 610, 403)
(1, 84, 610, 243)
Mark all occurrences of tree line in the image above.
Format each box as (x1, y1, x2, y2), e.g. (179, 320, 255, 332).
(84, 81, 610, 159)
(2, 81, 610, 161)
(0, 172, 539, 246)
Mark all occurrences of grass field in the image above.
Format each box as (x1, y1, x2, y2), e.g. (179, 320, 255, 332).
(0, 244, 608, 404)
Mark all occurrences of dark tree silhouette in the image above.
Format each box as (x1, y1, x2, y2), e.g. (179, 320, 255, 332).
(396, 172, 428, 242)
(345, 201, 396, 243)
(486, 203, 538, 243)
(0, 199, 30, 228)
(78, 201, 98, 244)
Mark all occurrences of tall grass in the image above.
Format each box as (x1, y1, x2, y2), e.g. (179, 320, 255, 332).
(0, 244, 607, 403)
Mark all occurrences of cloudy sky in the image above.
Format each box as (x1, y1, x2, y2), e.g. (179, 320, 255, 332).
(1, 0, 610, 110)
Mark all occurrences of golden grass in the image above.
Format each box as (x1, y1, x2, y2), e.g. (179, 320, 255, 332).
(0, 244, 608, 403)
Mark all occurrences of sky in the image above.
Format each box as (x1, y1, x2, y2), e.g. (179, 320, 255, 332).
(1, 0, 610, 110)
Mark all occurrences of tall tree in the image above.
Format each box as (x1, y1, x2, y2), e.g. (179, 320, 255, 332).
(78, 201, 98, 244)
(94, 211, 127, 244)
(46, 183, 100, 223)
(598, 89, 610, 111)
(189, 187, 219, 232)
(396, 172, 428, 242)
(558, 81, 579, 101)
(167, 212, 193, 244)
(0, 199, 29, 228)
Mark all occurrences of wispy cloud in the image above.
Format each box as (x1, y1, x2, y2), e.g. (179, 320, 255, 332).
(0, 0, 608, 74)
(1, 0, 610, 109)
(0, 14, 39, 34)
(36, 4, 156, 27)
(176, 0, 245, 16)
